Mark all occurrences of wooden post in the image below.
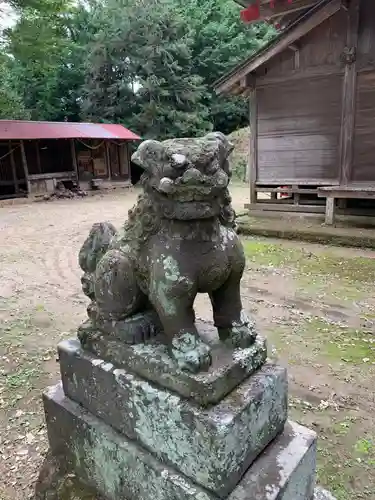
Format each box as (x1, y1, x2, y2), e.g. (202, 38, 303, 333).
(70, 139, 79, 185)
(105, 141, 112, 181)
(9, 141, 19, 194)
(339, 0, 360, 185)
(248, 87, 257, 205)
(20, 140, 30, 196)
(292, 184, 300, 205)
(35, 140, 42, 174)
(325, 197, 336, 225)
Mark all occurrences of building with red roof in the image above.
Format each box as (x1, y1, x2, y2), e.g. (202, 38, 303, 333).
(0, 120, 140, 199)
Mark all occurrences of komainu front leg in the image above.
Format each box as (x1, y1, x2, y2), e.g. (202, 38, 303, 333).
(149, 257, 211, 373)
(211, 271, 257, 349)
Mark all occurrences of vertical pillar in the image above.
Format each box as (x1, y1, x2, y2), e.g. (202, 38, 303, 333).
(249, 87, 257, 205)
(70, 139, 79, 186)
(105, 141, 112, 181)
(9, 141, 19, 194)
(339, 0, 360, 185)
(20, 140, 30, 196)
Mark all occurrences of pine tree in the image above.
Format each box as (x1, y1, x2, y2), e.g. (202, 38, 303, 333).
(82, 0, 211, 139)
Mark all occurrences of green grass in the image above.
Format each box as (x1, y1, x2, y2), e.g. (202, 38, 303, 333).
(242, 238, 375, 300)
(242, 238, 375, 284)
(5, 366, 41, 390)
(269, 317, 375, 365)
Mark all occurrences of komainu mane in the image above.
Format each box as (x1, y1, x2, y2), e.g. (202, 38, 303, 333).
(78, 132, 256, 372)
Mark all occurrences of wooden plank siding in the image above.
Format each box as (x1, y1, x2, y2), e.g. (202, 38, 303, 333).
(256, 8, 347, 84)
(357, 0, 375, 69)
(352, 71, 375, 182)
(350, 0, 375, 183)
(256, 74, 343, 184)
(253, 9, 347, 186)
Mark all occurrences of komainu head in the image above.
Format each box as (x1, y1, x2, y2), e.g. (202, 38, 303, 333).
(131, 132, 235, 221)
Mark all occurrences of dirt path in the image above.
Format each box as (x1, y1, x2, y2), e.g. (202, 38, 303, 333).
(0, 184, 374, 500)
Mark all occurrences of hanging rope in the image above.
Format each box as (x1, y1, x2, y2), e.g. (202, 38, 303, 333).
(76, 139, 105, 150)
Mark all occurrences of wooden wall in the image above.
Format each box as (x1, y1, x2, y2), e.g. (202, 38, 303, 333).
(257, 76, 343, 184)
(351, 0, 375, 183)
(255, 10, 347, 185)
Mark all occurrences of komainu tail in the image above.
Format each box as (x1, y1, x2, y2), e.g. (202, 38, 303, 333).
(79, 222, 117, 274)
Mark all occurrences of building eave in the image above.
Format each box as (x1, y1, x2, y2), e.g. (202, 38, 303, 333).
(215, 0, 343, 95)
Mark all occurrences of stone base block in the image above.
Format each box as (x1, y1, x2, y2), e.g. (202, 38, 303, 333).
(229, 420, 317, 500)
(43, 384, 215, 500)
(59, 339, 287, 496)
(78, 320, 267, 406)
(42, 383, 317, 500)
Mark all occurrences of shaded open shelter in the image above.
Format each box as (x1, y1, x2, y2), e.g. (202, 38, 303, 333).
(0, 120, 140, 200)
(216, 0, 375, 224)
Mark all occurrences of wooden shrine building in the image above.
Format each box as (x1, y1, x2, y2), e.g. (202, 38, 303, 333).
(0, 120, 140, 200)
(216, 0, 375, 224)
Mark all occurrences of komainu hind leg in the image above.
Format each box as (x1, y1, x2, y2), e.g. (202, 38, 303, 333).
(88, 248, 161, 343)
(94, 248, 145, 320)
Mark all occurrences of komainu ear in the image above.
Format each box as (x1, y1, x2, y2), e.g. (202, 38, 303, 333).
(131, 140, 166, 174)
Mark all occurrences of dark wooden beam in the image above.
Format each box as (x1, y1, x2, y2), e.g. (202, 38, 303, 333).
(20, 140, 30, 195)
(9, 141, 19, 193)
(248, 88, 257, 203)
(339, 0, 360, 185)
(70, 139, 79, 184)
(35, 140, 42, 174)
(105, 141, 112, 181)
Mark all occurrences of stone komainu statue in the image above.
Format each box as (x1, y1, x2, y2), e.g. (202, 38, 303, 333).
(78, 132, 256, 373)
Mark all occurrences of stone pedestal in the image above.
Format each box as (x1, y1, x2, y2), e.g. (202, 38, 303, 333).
(36, 324, 335, 500)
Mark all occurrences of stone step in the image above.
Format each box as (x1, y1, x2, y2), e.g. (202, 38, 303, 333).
(43, 383, 317, 500)
(58, 339, 287, 497)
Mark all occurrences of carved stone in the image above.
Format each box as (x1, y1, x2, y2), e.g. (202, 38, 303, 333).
(78, 132, 256, 373)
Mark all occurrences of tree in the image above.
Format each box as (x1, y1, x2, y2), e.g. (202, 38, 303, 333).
(2, 0, 101, 121)
(175, 0, 276, 134)
(82, 0, 211, 139)
(0, 0, 276, 138)
(0, 53, 30, 119)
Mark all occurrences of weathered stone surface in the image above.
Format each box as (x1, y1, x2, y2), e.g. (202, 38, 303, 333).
(41, 386, 316, 500)
(78, 132, 258, 373)
(43, 383, 215, 500)
(229, 421, 317, 500)
(59, 338, 286, 496)
(78, 320, 267, 406)
(314, 487, 337, 500)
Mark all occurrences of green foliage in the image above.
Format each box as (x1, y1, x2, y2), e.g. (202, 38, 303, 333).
(174, 0, 276, 133)
(82, 0, 212, 139)
(0, 55, 30, 119)
(0, 0, 276, 137)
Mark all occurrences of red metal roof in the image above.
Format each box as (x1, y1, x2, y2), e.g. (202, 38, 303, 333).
(0, 120, 141, 140)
